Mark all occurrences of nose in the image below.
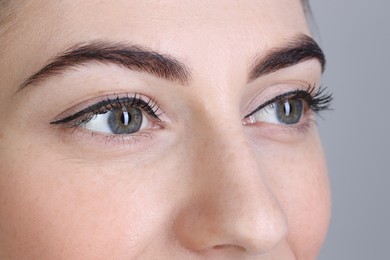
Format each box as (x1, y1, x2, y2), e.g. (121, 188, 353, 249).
(174, 121, 288, 255)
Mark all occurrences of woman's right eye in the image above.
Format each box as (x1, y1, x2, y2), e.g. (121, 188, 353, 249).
(83, 106, 150, 134)
(51, 94, 162, 135)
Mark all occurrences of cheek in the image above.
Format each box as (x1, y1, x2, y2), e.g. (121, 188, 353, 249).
(268, 140, 330, 258)
(0, 141, 174, 258)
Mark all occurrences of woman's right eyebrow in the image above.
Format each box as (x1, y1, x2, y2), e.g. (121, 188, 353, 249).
(16, 41, 192, 92)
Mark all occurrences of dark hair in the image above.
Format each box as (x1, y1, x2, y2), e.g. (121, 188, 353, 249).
(302, 0, 312, 16)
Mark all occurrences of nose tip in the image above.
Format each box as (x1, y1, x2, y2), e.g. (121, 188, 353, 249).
(174, 125, 288, 255)
(175, 188, 288, 255)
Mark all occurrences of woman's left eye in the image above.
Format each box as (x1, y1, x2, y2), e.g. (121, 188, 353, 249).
(248, 99, 304, 125)
(244, 86, 333, 126)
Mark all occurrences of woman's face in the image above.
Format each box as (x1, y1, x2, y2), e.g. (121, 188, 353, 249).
(0, 0, 330, 259)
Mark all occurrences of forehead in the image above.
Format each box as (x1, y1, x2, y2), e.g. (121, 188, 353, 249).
(2, 0, 308, 45)
(1, 0, 309, 90)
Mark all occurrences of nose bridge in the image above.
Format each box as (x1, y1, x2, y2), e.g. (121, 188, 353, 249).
(175, 115, 288, 254)
(192, 111, 264, 192)
(196, 119, 258, 188)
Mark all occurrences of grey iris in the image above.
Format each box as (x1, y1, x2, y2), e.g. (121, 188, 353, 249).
(108, 107, 143, 134)
(275, 99, 303, 125)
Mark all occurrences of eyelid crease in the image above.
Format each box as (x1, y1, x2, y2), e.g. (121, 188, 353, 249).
(244, 85, 333, 119)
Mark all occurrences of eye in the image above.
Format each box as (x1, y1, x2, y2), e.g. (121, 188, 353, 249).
(244, 86, 333, 126)
(51, 94, 162, 135)
(84, 106, 150, 134)
(249, 99, 304, 125)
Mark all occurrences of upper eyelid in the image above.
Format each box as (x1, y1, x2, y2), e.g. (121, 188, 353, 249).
(244, 85, 333, 119)
(51, 95, 160, 125)
(244, 89, 312, 119)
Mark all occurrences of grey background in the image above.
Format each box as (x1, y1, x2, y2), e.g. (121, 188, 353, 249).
(310, 1, 390, 259)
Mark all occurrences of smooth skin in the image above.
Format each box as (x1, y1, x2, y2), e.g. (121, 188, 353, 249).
(0, 0, 330, 259)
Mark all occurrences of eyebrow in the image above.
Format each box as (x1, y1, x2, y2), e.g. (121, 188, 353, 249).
(18, 41, 191, 91)
(17, 34, 324, 92)
(248, 34, 325, 82)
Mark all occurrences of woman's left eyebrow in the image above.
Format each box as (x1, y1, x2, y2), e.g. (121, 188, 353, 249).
(248, 34, 326, 82)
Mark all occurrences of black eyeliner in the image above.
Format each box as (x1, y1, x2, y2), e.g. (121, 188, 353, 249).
(51, 94, 161, 126)
(244, 85, 333, 119)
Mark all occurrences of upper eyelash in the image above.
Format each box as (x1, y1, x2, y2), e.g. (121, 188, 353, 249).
(244, 85, 333, 118)
(50, 93, 161, 126)
(50, 86, 333, 127)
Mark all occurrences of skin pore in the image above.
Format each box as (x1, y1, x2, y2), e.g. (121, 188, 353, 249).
(0, 0, 331, 259)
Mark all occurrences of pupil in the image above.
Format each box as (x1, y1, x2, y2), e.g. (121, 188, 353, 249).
(120, 111, 130, 125)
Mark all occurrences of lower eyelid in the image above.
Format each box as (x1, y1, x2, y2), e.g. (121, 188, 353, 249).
(244, 104, 314, 126)
(243, 115, 316, 143)
(47, 94, 170, 153)
(52, 119, 164, 153)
